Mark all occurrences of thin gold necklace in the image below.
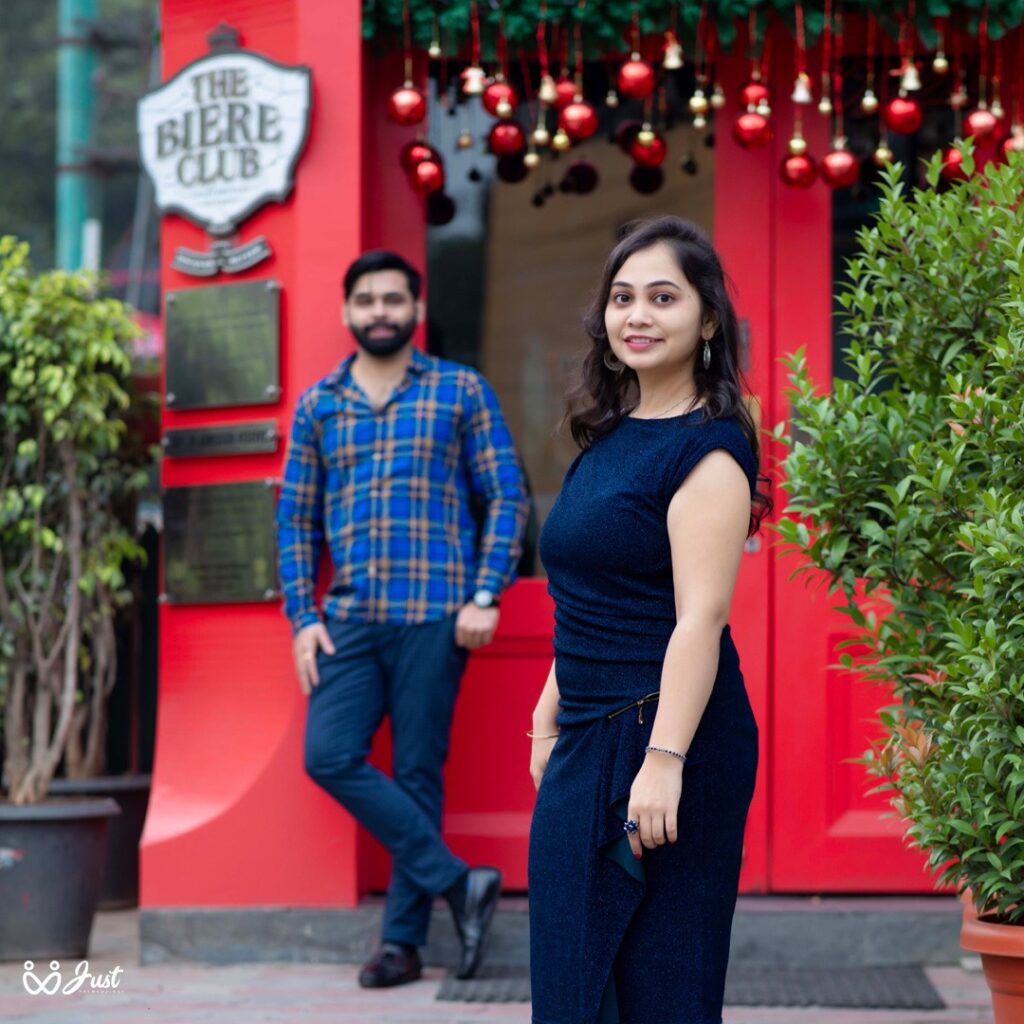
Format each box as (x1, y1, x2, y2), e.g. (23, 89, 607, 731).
(634, 391, 698, 419)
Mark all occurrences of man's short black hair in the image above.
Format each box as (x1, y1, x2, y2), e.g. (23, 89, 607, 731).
(343, 250, 422, 301)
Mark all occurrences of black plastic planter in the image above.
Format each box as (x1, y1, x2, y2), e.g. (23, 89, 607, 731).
(0, 797, 119, 961)
(50, 775, 151, 909)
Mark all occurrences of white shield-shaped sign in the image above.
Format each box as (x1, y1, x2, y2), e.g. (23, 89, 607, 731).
(138, 48, 312, 236)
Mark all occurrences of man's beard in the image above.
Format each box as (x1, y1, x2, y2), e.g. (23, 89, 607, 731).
(350, 316, 417, 358)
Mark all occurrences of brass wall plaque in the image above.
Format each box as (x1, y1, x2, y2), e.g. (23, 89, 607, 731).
(163, 481, 279, 604)
(165, 280, 281, 410)
(163, 421, 279, 458)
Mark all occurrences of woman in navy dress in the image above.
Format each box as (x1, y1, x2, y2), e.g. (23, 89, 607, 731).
(528, 216, 771, 1024)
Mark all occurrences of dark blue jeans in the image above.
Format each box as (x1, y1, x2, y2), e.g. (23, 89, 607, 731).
(304, 614, 470, 947)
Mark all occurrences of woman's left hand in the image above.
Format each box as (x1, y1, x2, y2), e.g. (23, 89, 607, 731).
(626, 753, 684, 856)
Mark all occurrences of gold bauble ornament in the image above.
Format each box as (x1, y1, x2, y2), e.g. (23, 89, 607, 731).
(899, 62, 922, 92)
(688, 89, 709, 116)
(462, 65, 487, 96)
(991, 99, 1005, 120)
(637, 123, 656, 146)
(532, 125, 551, 147)
(428, 41, 442, 60)
(456, 130, 474, 150)
(950, 88, 969, 111)
(861, 89, 879, 114)
(791, 72, 813, 105)
(788, 134, 808, 156)
(605, 89, 620, 109)
(710, 84, 726, 110)
(873, 142, 894, 166)
(663, 37, 684, 71)
(818, 96, 834, 116)
(756, 98, 772, 117)
(932, 53, 949, 74)
(551, 128, 572, 152)
(693, 114, 708, 129)
(524, 150, 541, 168)
(539, 74, 558, 105)
(496, 98, 513, 119)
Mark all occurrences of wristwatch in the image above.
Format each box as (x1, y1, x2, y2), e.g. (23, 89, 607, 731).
(472, 588, 499, 609)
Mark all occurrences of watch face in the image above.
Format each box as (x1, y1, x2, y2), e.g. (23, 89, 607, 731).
(473, 589, 495, 608)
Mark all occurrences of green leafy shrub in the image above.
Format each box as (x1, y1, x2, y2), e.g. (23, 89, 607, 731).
(776, 151, 1024, 924)
(0, 236, 148, 804)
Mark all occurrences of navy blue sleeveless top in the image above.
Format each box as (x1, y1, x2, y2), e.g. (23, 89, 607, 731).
(539, 410, 757, 664)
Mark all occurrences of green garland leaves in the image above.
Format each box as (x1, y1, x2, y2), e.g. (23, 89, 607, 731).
(362, 1, 1024, 56)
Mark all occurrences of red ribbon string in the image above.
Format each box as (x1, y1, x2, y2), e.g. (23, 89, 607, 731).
(469, 0, 481, 67)
(794, 3, 806, 77)
(1016, 26, 1024, 124)
(834, 4, 845, 136)
(866, 13, 876, 91)
(402, 0, 413, 82)
(537, 4, 549, 80)
(821, 0, 833, 97)
(574, 1, 587, 93)
(979, 7, 989, 103)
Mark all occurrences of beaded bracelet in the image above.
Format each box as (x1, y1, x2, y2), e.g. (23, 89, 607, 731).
(645, 744, 687, 763)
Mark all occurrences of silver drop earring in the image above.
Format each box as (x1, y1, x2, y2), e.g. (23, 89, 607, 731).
(702, 339, 711, 370)
(604, 350, 625, 373)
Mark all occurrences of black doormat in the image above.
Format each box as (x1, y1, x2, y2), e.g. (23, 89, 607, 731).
(436, 964, 945, 1010)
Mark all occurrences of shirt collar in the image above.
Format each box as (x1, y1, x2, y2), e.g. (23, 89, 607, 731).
(325, 346, 432, 391)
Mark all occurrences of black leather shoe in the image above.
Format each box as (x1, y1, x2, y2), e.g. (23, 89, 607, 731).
(450, 866, 502, 979)
(357, 943, 422, 988)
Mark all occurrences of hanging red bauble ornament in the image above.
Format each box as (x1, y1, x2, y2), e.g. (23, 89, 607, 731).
(482, 80, 519, 118)
(630, 131, 667, 167)
(554, 76, 578, 110)
(411, 159, 445, 195)
(882, 96, 923, 134)
(399, 140, 439, 173)
(964, 108, 998, 140)
(940, 146, 969, 180)
(820, 142, 860, 188)
(780, 153, 817, 188)
(388, 83, 427, 126)
(618, 55, 656, 100)
(559, 98, 599, 141)
(488, 122, 526, 155)
(1001, 126, 1024, 160)
(739, 81, 771, 112)
(732, 111, 772, 149)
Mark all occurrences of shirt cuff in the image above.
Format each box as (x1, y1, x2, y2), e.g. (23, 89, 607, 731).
(290, 609, 323, 635)
(473, 570, 506, 597)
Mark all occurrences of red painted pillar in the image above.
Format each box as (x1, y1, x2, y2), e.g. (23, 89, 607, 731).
(141, 0, 366, 907)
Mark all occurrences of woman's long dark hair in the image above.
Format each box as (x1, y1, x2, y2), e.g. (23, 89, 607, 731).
(566, 215, 772, 533)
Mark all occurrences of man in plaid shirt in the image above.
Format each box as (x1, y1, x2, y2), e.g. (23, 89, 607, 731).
(276, 250, 528, 988)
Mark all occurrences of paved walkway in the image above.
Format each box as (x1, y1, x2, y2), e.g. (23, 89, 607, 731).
(0, 910, 993, 1023)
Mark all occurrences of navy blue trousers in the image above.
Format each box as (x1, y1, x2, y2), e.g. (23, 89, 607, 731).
(304, 614, 470, 947)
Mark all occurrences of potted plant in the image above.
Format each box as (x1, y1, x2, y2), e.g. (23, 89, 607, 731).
(775, 151, 1024, 1023)
(0, 236, 147, 958)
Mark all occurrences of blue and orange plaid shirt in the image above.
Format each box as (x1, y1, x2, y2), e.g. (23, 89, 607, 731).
(276, 348, 529, 632)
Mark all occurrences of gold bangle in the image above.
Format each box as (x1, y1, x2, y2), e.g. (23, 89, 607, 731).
(526, 729, 560, 739)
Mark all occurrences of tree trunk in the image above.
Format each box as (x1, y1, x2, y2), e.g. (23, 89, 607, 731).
(3, 656, 30, 798)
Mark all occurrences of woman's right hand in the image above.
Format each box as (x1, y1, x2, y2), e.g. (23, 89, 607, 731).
(530, 734, 559, 790)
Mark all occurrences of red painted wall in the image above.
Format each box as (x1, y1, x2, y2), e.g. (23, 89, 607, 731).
(142, 0, 366, 907)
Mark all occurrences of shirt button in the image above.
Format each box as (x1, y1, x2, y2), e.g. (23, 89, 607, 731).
(367, 566, 376, 577)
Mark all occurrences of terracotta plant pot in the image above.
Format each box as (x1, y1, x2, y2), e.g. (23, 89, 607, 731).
(960, 912, 1024, 1023)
